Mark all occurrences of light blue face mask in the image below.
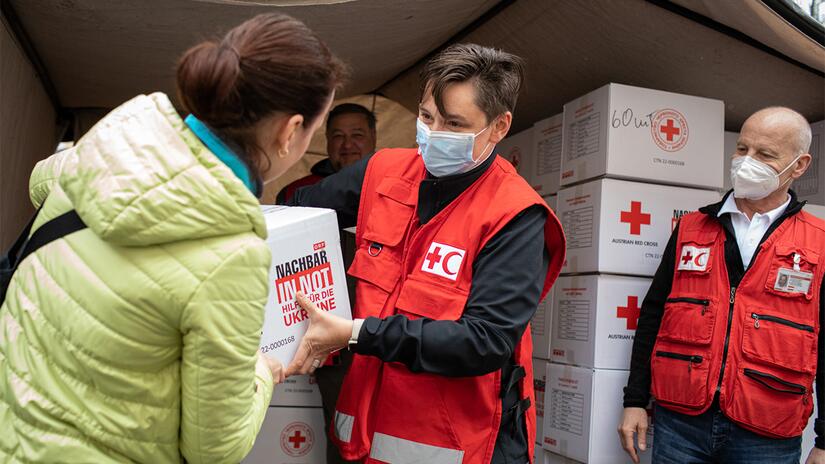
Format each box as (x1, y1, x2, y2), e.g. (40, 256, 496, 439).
(416, 118, 493, 177)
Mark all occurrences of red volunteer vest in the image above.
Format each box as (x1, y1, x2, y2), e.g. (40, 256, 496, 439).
(331, 148, 565, 463)
(651, 209, 825, 438)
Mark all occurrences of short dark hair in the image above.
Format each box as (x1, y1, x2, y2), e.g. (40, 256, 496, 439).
(420, 43, 525, 122)
(326, 103, 376, 132)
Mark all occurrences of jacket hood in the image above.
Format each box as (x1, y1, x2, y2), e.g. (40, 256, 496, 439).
(57, 93, 266, 246)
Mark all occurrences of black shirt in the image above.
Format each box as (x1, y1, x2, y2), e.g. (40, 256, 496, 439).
(624, 190, 824, 449)
(287, 152, 553, 462)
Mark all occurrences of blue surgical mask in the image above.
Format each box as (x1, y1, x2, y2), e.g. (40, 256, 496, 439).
(416, 118, 493, 177)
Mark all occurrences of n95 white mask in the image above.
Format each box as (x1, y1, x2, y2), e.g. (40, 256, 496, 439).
(730, 155, 800, 200)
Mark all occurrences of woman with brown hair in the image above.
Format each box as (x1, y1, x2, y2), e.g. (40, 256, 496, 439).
(0, 13, 344, 463)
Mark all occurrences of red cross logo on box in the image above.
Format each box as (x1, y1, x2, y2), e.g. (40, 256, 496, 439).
(280, 422, 314, 457)
(620, 201, 651, 235)
(651, 108, 689, 152)
(422, 242, 466, 281)
(617, 295, 642, 330)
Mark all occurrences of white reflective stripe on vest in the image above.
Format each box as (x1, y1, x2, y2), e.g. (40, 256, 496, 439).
(369, 432, 464, 464)
(334, 410, 354, 443)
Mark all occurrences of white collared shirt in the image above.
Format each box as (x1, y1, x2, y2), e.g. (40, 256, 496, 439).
(717, 193, 791, 268)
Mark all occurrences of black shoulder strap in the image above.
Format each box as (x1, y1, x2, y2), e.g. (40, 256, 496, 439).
(2, 209, 86, 303)
(4, 208, 40, 269)
(18, 210, 87, 263)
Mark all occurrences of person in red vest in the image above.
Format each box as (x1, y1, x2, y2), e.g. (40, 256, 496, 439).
(283, 43, 566, 464)
(619, 107, 824, 464)
(276, 103, 376, 203)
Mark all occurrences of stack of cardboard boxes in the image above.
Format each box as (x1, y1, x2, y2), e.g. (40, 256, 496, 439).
(243, 206, 353, 464)
(541, 83, 724, 463)
(506, 85, 825, 463)
(499, 116, 564, 451)
(498, 83, 729, 463)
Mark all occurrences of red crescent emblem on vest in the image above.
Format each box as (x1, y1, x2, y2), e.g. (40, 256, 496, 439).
(442, 251, 462, 276)
(694, 252, 708, 267)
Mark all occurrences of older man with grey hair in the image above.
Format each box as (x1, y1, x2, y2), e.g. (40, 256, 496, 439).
(619, 106, 824, 464)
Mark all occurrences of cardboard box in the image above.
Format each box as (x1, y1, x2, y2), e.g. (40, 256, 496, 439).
(243, 407, 327, 464)
(550, 275, 652, 369)
(557, 178, 720, 276)
(497, 127, 535, 183)
(532, 285, 554, 360)
(722, 131, 738, 192)
(560, 83, 724, 190)
(797, 120, 824, 206)
(260, 206, 352, 366)
(270, 374, 322, 407)
(542, 364, 653, 463)
(532, 114, 564, 195)
(534, 358, 548, 443)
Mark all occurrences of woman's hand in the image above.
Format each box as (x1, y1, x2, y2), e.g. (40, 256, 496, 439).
(259, 351, 285, 385)
(285, 292, 353, 376)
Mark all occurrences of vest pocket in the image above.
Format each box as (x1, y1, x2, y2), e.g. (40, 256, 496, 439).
(763, 244, 819, 300)
(650, 349, 710, 409)
(395, 277, 469, 321)
(658, 296, 716, 345)
(727, 366, 812, 437)
(348, 247, 402, 318)
(741, 310, 817, 373)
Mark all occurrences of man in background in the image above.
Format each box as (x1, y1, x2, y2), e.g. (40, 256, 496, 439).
(277, 103, 376, 203)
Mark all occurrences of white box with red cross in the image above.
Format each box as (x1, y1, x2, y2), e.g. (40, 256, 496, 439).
(242, 406, 327, 464)
(531, 114, 564, 196)
(550, 275, 652, 370)
(542, 363, 653, 464)
(560, 83, 724, 190)
(259, 206, 353, 366)
(797, 120, 825, 206)
(557, 178, 720, 276)
(496, 126, 535, 185)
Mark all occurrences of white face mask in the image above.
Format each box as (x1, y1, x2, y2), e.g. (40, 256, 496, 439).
(416, 118, 493, 177)
(730, 155, 800, 200)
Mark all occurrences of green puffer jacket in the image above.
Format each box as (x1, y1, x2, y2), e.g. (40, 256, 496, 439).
(0, 93, 274, 463)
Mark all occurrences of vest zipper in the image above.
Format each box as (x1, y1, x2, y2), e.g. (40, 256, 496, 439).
(666, 297, 710, 315)
(743, 368, 807, 403)
(715, 286, 737, 395)
(750, 313, 814, 332)
(656, 351, 703, 372)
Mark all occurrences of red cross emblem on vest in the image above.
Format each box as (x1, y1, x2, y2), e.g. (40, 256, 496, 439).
(620, 201, 651, 235)
(617, 295, 641, 330)
(422, 242, 466, 281)
(677, 245, 710, 271)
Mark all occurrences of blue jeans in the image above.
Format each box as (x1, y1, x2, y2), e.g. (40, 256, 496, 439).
(652, 403, 802, 464)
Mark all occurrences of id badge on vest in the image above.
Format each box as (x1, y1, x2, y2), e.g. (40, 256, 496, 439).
(773, 267, 813, 294)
